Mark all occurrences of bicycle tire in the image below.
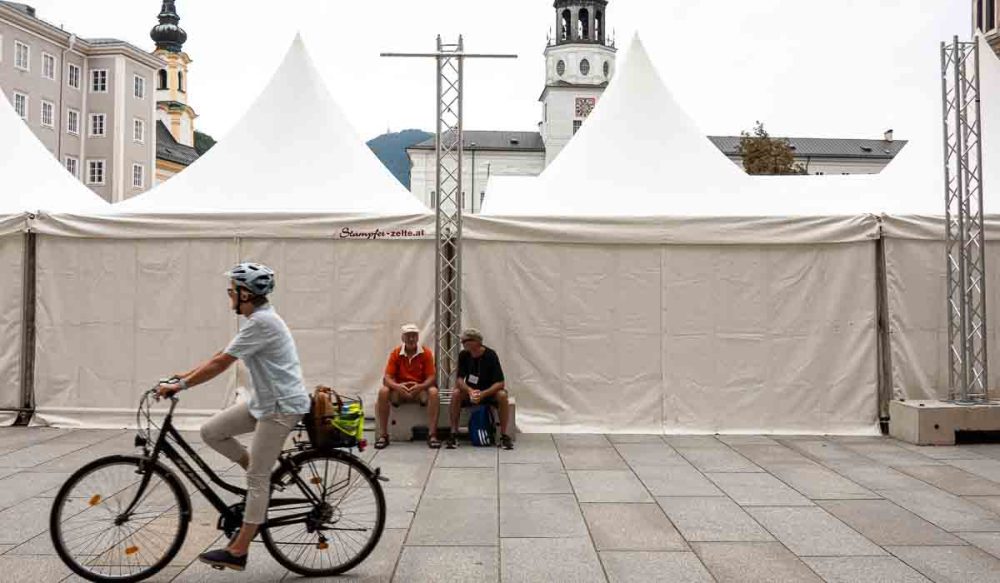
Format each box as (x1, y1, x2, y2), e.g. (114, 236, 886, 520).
(261, 449, 386, 577)
(50, 455, 191, 583)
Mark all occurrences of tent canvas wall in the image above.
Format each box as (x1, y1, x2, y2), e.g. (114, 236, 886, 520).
(0, 88, 108, 425)
(879, 35, 1000, 403)
(469, 37, 881, 435)
(31, 37, 434, 428)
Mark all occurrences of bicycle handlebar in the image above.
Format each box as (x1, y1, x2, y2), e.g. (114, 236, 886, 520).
(149, 377, 182, 403)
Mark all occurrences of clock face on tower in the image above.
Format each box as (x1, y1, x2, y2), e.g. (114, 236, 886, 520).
(580, 59, 591, 76)
(557, 60, 566, 77)
(575, 97, 596, 118)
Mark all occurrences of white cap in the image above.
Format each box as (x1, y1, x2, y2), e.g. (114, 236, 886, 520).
(401, 323, 420, 335)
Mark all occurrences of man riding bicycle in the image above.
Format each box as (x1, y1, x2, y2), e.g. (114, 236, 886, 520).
(157, 262, 310, 572)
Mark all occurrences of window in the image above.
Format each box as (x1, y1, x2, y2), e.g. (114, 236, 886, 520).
(89, 113, 106, 137)
(580, 59, 591, 76)
(989, 0, 997, 31)
(133, 75, 146, 99)
(91, 69, 108, 93)
(42, 53, 56, 80)
(67, 63, 81, 89)
(157, 69, 168, 90)
(66, 109, 80, 135)
(41, 100, 54, 128)
(14, 41, 29, 71)
(132, 164, 145, 189)
(13, 92, 28, 119)
(87, 160, 106, 185)
(133, 118, 145, 143)
(65, 156, 79, 178)
(177, 71, 184, 92)
(573, 120, 583, 135)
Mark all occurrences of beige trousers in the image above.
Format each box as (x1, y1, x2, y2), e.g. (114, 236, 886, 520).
(200, 402, 303, 525)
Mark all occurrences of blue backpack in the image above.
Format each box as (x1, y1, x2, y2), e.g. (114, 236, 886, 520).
(468, 405, 497, 447)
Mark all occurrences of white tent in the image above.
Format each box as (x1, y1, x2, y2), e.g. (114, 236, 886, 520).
(467, 36, 882, 434)
(31, 37, 435, 428)
(0, 88, 108, 424)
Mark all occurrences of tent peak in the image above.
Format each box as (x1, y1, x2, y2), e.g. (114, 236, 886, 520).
(114, 34, 428, 214)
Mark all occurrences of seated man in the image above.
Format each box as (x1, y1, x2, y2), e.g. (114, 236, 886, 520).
(375, 324, 440, 449)
(448, 328, 513, 450)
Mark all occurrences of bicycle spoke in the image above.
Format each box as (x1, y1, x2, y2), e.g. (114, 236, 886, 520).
(263, 453, 383, 576)
(52, 459, 186, 580)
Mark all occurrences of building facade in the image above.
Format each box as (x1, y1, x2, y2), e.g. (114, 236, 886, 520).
(0, 1, 161, 202)
(407, 0, 904, 213)
(0, 0, 201, 201)
(977, 0, 1000, 54)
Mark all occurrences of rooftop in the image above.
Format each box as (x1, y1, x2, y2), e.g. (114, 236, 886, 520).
(409, 131, 546, 152)
(709, 135, 908, 160)
(407, 130, 907, 160)
(156, 121, 200, 166)
(0, 1, 163, 67)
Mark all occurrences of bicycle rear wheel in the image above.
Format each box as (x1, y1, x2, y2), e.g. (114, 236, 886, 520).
(261, 449, 385, 576)
(50, 455, 191, 583)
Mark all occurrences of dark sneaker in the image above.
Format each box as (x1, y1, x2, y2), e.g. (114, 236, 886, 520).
(198, 548, 248, 571)
(499, 434, 514, 450)
(445, 435, 458, 449)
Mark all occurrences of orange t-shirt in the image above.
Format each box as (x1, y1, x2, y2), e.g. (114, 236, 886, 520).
(385, 345, 435, 384)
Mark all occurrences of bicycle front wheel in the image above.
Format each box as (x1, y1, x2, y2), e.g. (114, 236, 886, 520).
(50, 455, 191, 583)
(261, 449, 386, 576)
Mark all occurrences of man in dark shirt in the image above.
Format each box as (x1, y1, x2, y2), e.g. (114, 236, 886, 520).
(448, 328, 513, 450)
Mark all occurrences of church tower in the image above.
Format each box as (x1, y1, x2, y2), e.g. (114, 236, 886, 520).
(540, 0, 616, 166)
(151, 0, 197, 148)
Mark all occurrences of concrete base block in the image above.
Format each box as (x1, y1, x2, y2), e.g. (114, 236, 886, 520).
(889, 399, 1000, 445)
(378, 398, 517, 442)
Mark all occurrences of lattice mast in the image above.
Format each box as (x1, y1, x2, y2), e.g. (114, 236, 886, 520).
(942, 36, 989, 403)
(382, 39, 515, 394)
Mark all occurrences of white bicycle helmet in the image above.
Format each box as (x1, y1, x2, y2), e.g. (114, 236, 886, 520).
(227, 262, 276, 296)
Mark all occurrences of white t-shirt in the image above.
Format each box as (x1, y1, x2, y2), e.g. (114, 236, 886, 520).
(225, 304, 310, 419)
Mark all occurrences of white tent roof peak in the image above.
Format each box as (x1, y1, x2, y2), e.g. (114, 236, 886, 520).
(486, 34, 749, 216)
(116, 35, 428, 215)
(0, 91, 108, 213)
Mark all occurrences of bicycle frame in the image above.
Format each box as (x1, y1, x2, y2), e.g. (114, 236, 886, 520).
(126, 396, 326, 531)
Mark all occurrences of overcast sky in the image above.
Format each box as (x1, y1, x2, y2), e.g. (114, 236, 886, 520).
(25, 0, 970, 145)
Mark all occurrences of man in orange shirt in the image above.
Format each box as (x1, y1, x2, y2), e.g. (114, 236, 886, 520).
(375, 323, 440, 449)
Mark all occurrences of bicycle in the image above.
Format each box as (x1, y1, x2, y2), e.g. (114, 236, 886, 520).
(48, 385, 388, 582)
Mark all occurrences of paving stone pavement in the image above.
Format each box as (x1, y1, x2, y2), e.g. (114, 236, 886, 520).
(2, 428, 1000, 581)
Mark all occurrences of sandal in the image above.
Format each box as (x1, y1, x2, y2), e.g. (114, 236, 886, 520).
(428, 435, 442, 449)
(374, 435, 390, 450)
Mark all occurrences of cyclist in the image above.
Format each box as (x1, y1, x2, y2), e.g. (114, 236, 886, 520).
(156, 262, 311, 572)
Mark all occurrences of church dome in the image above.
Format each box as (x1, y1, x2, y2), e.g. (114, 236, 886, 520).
(150, 0, 187, 52)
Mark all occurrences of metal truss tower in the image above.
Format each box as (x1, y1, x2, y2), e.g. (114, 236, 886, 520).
(942, 36, 989, 403)
(382, 38, 515, 394)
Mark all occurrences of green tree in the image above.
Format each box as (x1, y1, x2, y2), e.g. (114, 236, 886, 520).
(737, 121, 806, 175)
(194, 130, 217, 156)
